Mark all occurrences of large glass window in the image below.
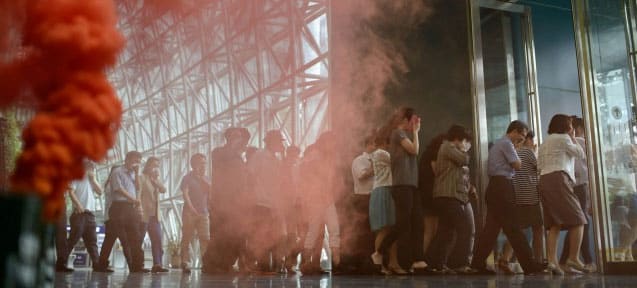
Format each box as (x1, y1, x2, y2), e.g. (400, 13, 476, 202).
(585, 0, 637, 264)
(481, 7, 531, 144)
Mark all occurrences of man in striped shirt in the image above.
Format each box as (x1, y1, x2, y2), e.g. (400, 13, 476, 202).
(499, 130, 544, 271)
(471, 120, 545, 275)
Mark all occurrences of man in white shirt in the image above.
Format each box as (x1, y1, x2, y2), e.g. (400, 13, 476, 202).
(61, 160, 103, 271)
(342, 135, 376, 273)
(351, 136, 375, 196)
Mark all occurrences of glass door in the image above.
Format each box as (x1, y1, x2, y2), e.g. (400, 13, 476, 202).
(469, 0, 540, 218)
(480, 2, 539, 143)
(572, 0, 637, 274)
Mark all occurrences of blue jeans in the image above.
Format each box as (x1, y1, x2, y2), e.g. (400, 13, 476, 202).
(144, 216, 164, 266)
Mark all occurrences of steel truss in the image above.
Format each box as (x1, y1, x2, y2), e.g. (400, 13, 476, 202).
(97, 0, 330, 257)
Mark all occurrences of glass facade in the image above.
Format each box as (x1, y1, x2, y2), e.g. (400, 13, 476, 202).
(480, 6, 531, 144)
(574, 0, 637, 271)
(472, 0, 637, 273)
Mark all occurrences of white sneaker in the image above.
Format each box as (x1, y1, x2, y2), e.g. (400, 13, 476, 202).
(511, 262, 524, 274)
(411, 261, 427, 269)
(371, 252, 383, 265)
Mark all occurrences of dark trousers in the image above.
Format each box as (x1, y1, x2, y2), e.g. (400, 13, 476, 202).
(337, 194, 375, 271)
(472, 176, 540, 272)
(55, 209, 68, 268)
(203, 211, 245, 273)
(411, 191, 425, 262)
(560, 183, 593, 264)
(380, 185, 418, 269)
(430, 198, 475, 269)
(61, 211, 100, 266)
(106, 202, 144, 270)
(143, 216, 163, 266)
(251, 206, 285, 271)
(97, 219, 132, 268)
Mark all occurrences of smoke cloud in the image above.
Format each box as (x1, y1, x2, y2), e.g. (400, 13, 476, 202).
(0, 0, 124, 220)
(131, 0, 433, 271)
(328, 0, 432, 260)
(4, 0, 435, 269)
(331, 0, 432, 139)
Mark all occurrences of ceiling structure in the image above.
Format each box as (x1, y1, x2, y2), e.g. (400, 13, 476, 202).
(98, 0, 330, 251)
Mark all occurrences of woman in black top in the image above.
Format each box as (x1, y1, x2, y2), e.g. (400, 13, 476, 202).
(418, 133, 446, 259)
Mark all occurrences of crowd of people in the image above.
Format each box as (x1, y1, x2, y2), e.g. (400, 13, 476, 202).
(53, 107, 598, 276)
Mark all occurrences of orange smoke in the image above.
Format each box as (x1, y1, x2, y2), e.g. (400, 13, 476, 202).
(0, 0, 124, 220)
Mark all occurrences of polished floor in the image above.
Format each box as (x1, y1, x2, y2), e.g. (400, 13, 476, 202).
(54, 269, 636, 287)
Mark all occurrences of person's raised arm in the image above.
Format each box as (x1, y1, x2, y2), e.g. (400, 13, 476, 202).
(565, 134, 585, 159)
(151, 174, 167, 194)
(504, 141, 522, 170)
(400, 122, 420, 155)
(352, 157, 373, 181)
(444, 143, 469, 167)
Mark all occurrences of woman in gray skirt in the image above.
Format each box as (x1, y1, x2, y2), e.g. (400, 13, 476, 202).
(538, 114, 587, 275)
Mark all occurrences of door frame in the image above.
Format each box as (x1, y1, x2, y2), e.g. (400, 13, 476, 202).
(571, 0, 637, 274)
(467, 0, 541, 224)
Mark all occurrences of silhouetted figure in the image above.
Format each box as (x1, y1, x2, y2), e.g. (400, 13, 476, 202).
(248, 130, 287, 273)
(180, 153, 211, 273)
(203, 128, 249, 274)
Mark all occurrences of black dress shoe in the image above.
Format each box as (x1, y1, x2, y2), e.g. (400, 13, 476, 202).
(56, 266, 75, 273)
(151, 266, 169, 273)
(523, 263, 549, 276)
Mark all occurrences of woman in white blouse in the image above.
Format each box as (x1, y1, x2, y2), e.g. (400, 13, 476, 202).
(538, 114, 587, 275)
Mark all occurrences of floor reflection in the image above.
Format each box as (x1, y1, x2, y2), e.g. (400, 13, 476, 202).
(53, 270, 636, 288)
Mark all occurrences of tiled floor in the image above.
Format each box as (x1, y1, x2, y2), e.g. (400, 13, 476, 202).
(54, 269, 636, 287)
